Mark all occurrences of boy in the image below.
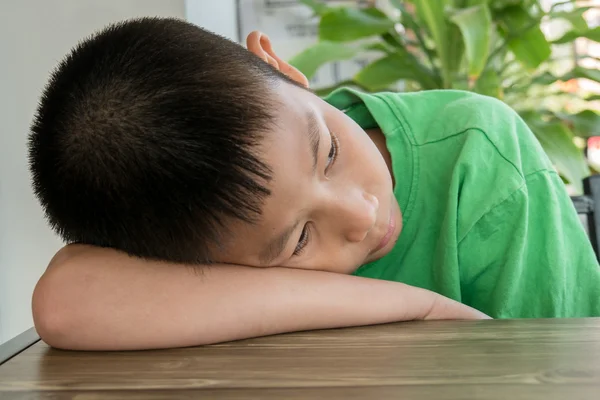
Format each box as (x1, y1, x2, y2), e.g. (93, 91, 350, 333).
(29, 18, 599, 351)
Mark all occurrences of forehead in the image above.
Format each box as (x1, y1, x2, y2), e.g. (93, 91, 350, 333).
(215, 84, 318, 265)
(265, 89, 318, 181)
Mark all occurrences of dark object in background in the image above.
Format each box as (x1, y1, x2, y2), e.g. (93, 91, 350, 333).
(571, 175, 600, 261)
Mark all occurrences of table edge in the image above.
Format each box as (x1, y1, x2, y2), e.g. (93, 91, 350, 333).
(0, 328, 40, 366)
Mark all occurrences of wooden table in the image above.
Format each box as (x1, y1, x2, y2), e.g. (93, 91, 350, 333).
(1, 319, 599, 399)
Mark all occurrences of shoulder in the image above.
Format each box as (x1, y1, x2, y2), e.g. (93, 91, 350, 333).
(377, 91, 555, 237)
(377, 89, 522, 137)
(375, 90, 552, 176)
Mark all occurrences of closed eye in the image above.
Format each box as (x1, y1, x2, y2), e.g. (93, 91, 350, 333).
(293, 131, 339, 258)
(293, 224, 310, 256)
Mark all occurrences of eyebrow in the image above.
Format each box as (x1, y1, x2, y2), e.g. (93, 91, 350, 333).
(258, 110, 321, 265)
(307, 109, 321, 174)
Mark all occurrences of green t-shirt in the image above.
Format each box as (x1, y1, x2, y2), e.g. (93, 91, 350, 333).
(325, 87, 600, 318)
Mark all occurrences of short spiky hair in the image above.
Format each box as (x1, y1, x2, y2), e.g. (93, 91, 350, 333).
(29, 17, 290, 263)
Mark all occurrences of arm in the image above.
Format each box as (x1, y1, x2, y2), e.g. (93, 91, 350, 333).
(33, 244, 489, 351)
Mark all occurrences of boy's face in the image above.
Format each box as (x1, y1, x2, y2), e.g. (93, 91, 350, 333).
(213, 32, 402, 274)
(217, 82, 402, 274)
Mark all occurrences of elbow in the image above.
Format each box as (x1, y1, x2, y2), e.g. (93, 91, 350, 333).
(32, 269, 75, 350)
(32, 247, 86, 350)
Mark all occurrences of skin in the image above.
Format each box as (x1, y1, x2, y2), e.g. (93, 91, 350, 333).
(220, 32, 402, 274)
(31, 32, 489, 351)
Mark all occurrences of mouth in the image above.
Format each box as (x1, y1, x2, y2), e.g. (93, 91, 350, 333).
(372, 204, 396, 254)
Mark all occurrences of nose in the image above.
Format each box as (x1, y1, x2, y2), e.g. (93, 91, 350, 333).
(339, 191, 379, 243)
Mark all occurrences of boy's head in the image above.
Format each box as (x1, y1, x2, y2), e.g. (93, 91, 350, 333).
(29, 17, 401, 272)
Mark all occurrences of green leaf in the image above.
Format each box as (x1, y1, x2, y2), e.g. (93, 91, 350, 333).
(412, 0, 452, 88)
(388, 0, 403, 9)
(496, 5, 552, 69)
(362, 6, 389, 20)
(586, 94, 600, 101)
(510, 30, 552, 70)
(449, 4, 493, 79)
(474, 68, 502, 98)
(288, 41, 361, 80)
(365, 42, 395, 54)
(391, 1, 439, 71)
(319, 7, 395, 42)
(564, 66, 600, 84)
(298, 0, 329, 16)
(523, 115, 589, 192)
(354, 52, 439, 91)
(490, 0, 529, 10)
(548, 0, 578, 12)
(446, 20, 466, 82)
(558, 110, 600, 138)
(531, 71, 559, 85)
(553, 26, 600, 44)
(451, 79, 470, 91)
(550, 7, 590, 32)
(531, 67, 600, 87)
(314, 80, 358, 97)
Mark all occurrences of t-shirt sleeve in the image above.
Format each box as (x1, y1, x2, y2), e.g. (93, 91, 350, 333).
(458, 169, 600, 318)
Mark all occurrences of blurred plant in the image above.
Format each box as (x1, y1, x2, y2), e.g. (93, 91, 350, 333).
(290, 0, 600, 193)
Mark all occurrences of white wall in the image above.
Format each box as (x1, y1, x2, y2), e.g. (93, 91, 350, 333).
(185, 0, 238, 41)
(0, 0, 186, 345)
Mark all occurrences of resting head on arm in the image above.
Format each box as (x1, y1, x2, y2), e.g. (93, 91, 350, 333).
(29, 18, 400, 273)
(29, 18, 488, 350)
(33, 244, 488, 351)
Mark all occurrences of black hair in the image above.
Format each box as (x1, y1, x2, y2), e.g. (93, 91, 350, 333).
(28, 17, 293, 263)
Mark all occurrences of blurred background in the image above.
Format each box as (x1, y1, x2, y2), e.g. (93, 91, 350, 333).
(0, 0, 598, 345)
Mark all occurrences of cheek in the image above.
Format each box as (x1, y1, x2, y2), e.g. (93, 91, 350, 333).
(327, 107, 390, 184)
(340, 125, 385, 171)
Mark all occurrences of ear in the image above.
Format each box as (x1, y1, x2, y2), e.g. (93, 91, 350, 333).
(246, 31, 310, 88)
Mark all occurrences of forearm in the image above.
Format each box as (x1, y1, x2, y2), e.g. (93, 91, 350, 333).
(33, 245, 488, 351)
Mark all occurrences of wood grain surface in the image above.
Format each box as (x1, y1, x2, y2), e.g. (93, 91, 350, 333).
(1, 319, 599, 399)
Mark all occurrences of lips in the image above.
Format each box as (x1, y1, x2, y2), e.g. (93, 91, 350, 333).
(372, 204, 396, 253)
